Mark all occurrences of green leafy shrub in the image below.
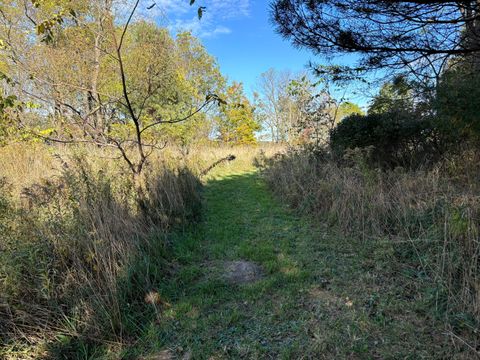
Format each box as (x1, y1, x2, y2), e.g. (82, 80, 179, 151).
(435, 65, 480, 144)
(330, 112, 444, 168)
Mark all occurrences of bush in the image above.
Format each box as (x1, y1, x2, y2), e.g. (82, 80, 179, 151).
(435, 65, 480, 144)
(330, 112, 444, 168)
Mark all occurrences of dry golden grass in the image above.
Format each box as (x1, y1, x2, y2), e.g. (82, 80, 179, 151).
(0, 143, 59, 194)
(0, 142, 284, 194)
(186, 143, 285, 178)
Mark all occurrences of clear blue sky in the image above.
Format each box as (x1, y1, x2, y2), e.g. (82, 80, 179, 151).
(199, 2, 315, 94)
(149, 0, 369, 106)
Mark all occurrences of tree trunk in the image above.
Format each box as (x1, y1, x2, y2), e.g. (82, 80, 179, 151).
(91, 33, 103, 132)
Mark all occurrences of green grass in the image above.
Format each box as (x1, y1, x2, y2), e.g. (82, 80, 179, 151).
(113, 164, 457, 359)
(44, 163, 464, 359)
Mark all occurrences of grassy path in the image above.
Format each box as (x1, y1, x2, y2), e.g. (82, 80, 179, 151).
(134, 167, 447, 359)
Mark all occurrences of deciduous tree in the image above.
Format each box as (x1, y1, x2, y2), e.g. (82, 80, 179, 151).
(0, 0, 223, 176)
(216, 82, 260, 145)
(256, 68, 298, 142)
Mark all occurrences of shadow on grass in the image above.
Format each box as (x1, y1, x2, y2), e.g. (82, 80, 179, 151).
(39, 171, 271, 359)
(1, 168, 202, 360)
(116, 170, 317, 359)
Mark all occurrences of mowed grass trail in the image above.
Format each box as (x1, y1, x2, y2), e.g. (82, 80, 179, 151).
(133, 164, 452, 359)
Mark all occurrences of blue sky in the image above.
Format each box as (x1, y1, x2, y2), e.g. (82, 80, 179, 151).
(146, 0, 369, 106)
(197, 2, 315, 95)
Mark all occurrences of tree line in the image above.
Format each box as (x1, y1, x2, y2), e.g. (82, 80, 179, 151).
(0, 0, 266, 176)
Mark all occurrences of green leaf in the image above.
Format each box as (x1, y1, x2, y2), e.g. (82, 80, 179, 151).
(36, 23, 46, 35)
(0, 71, 11, 83)
(39, 128, 55, 136)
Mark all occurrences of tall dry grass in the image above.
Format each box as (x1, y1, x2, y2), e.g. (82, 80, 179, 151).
(0, 142, 284, 192)
(0, 143, 203, 356)
(260, 148, 479, 344)
(183, 142, 286, 178)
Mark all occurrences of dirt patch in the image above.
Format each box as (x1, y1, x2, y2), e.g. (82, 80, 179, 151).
(309, 287, 343, 306)
(222, 260, 264, 284)
(142, 350, 174, 360)
(307, 286, 355, 317)
(143, 350, 191, 360)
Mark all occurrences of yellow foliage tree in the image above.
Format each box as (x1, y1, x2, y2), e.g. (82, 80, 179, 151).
(216, 82, 260, 145)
